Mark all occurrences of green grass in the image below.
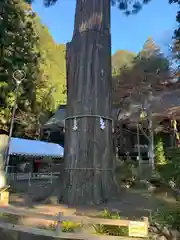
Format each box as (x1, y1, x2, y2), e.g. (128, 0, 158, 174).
(0, 213, 19, 224)
(92, 209, 128, 237)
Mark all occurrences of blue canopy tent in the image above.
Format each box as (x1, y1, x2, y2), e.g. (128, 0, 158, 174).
(9, 137, 64, 158)
(4, 138, 64, 185)
(6, 137, 64, 177)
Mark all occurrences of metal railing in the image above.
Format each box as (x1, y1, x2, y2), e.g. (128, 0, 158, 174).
(6, 165, 61, 188)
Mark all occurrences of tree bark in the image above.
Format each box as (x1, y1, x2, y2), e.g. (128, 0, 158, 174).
(64, 0, 117, 205)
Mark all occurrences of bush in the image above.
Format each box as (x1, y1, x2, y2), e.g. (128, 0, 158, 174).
(150, 204, 180, 239)
(61, 221, 81, 232)
(157, 154, 180, 187)
(48, 220, 81, 232)
(92, 209, 128, 236)
(155, 137, 167, 165)
(115, 160, 138, 184)
(0, 213, 19, 224)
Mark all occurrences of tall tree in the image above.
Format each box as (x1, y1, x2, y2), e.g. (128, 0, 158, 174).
(34, 16, 67, 108)
(0, 0, 40, 136)
(26, 0, 179, 205)
(0, 1, 66, 138)
(113, 37, 170, 106)
(63, 0, 117, 205)
(112, 50, 136, 76)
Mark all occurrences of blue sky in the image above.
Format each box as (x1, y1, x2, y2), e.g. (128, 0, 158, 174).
(32, 0, 178, 54)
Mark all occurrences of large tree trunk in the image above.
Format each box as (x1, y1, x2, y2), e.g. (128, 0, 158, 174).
(64, 0, 116, 205)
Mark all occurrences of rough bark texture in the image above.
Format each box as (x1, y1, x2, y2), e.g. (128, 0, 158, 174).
(64, 0, 117, 205)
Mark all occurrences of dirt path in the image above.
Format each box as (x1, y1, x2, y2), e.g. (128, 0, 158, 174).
(9, 186, 157, 223)
(1, 183, 172, 240)
(4, 177, 176, 240)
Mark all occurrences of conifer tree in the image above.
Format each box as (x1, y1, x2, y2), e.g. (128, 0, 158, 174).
(0, 1, 66, 138)
(24, 0, 179, 204)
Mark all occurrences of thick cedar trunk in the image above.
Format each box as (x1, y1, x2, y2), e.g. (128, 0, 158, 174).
(64, 0, 116, 205)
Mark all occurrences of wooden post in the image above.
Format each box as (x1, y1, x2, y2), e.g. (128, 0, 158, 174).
(28, 172, 31, 187)
(56, 212, 63, 236)
(64, 0, 117, 205)
(0, 186, 9, 205)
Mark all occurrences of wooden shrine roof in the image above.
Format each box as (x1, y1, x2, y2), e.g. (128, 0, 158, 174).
(117, 88, 180, 123)
(112, 74, 180, 106)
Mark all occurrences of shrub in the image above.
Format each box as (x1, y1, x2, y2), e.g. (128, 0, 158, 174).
(115, 161, 138, 184)
(155, 137, 167, 165)
(157, 154, 180, 187)
(92, 209, 128, 236)
(62, 221, 81, 232)
(150, 204, 180, 239)
(48, 220, 81, 232)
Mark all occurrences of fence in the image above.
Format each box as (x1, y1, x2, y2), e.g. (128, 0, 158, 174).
(0, 205, 149, 239)
(6, 164, 61, 188)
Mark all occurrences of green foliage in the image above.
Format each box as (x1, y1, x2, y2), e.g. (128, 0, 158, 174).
(46, 220, 82, 232)
(152, 204, 180, 233)
(157, 148, 180, 186)
(25, 0, 179, 55)
(61, 221, 81, 232)
(138, 37, 169, 73)
(0, 212, 19, 224)
(115, 160, 138, 184)
(113, 37, 170, 105)
(112, 50, 136, 75)
(34, 16, 66, 108)
(92, 209, 128, 236)
(0, 1, 66, 138)
(155, 136, 167, 165)
(0, 0, 41, 136)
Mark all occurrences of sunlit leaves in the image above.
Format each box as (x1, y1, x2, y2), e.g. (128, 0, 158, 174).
(0, 0, 39, 135)
(112, 38, 170, 106)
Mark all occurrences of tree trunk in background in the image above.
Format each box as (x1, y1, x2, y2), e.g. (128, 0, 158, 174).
(64, 0, 117, 205)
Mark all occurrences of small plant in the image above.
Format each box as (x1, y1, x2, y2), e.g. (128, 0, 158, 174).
(0, 213, 19, 224)
(48, 221, 57, 230)
(92, 209, 128, 236)
(157, 155, 180, 187)
(150, 205, 180, 239)
(155, 137, 167, 165)
(48, 220, 81, 232)
(61, 221, 81, 232)
(115, 161, 138, 188)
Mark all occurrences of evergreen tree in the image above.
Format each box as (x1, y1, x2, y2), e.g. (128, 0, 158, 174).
(136, 37, 170, 86)
(155, 136, 167, 165)
(0, 1, 66, 138)
(34, 16, 66, 108)
(24, 0, 179, 205)
(113, 38, 170, 106)
(0, 0, 40, 136)
(112, 50, 136, 75)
